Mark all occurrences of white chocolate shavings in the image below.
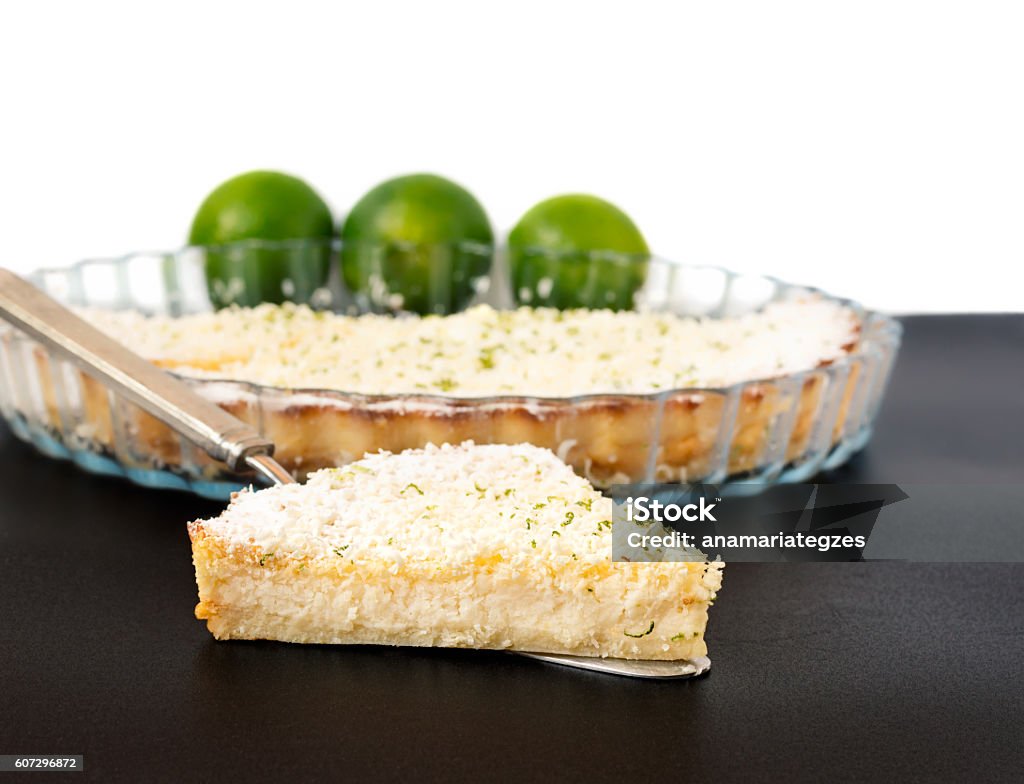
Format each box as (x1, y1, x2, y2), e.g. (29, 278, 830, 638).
(82, 298, 858, 396)
(199, 442, 616, 565)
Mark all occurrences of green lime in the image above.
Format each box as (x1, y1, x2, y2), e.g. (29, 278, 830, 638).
(340, 173, 494, 315)
(189, 170, 334, 308)
(508, 194, 649, 310)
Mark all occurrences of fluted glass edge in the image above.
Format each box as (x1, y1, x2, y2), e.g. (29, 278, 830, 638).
(0, 241, 901, 500)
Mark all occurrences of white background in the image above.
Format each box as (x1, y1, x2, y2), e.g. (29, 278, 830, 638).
(1, 1, 1021, 313)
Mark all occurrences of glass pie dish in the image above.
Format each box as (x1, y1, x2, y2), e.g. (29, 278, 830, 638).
(0, 241, 901, 499)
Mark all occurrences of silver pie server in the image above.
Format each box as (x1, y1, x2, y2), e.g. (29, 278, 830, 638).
(0, 268, 709, 680)
(0, 268, 291, 486)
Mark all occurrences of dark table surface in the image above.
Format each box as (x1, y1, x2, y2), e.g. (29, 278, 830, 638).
(1, 314, 1022, 783)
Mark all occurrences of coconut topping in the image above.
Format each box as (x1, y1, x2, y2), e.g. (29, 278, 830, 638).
(83, 298, 858, 396)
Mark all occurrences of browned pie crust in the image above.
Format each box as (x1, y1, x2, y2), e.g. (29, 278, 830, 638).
(26, 336, 861, 487)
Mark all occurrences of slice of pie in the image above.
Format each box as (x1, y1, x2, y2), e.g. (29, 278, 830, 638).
(188, 442, 723, 660)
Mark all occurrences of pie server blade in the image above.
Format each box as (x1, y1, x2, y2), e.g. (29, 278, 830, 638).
(0, 268, 709, 680)
(516, 652, 710, 679)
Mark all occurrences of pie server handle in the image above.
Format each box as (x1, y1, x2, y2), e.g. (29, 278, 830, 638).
(0, 268, 294, 486)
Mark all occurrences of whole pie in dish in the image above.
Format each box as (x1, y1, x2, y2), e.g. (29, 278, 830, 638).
(29, 296, 863, 487)
(189, 441, 724, 660)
